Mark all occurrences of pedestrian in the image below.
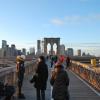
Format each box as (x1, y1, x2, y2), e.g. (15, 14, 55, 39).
(50, 63, 70, 100)
(66, 56, 71, 69)
(33, 56, 48, 100)
(53, 55, 58, 64)
(51, 55, 54, 68)
(16, 55, 25, 99)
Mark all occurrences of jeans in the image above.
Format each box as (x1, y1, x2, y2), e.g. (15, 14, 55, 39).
(17, 73, 24, 95)
(36, 89, 45, 100)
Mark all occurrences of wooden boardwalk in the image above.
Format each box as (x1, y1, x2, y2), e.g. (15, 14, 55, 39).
(15, 68, 100, 100)
(68, 70, 100, 100)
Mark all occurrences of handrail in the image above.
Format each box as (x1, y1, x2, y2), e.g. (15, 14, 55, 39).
(0, 61, 37, 84)
(72, 61, 100, 74)
(0, 66, 16, 77)
(70, 61, 100, 91)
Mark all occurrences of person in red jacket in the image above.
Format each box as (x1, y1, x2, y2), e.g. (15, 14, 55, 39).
(58, 55, 65, 64)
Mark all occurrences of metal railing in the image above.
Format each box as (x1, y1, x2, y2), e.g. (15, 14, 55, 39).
(70, 61, 100, 92)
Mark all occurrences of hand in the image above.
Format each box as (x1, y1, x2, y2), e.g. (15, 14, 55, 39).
(51, 70, 57, 79)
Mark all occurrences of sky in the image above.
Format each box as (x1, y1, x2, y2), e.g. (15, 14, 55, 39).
(0, 0, 100, 56)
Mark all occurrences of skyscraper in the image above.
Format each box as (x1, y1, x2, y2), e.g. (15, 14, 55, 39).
(60, 44, 65, 55)
(11, 44, 15, 49)
(11, 44, 16, 56)
(77, 49, 81, 56)
(37, 40, 41, 54)
(30, 47, 35, 55)
(67, 48, 74, 56)
(22, 48, 26, 55)
(2, 40, 7, 48)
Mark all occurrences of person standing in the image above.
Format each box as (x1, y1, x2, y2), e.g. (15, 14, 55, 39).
(34, 56, 48, 100)
(16, 55, 25, 99)
(50, 63, 70, 100)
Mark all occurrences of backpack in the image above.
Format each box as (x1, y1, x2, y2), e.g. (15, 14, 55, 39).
(4, 85, 15, 96)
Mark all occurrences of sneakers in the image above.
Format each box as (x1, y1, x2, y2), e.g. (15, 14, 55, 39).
(18, 93, 25, 99)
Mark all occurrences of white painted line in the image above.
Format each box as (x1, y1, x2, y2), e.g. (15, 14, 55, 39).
(51, 86, 53, 100)
(49, 67, 54, 100)
(70, 70, 100, 97)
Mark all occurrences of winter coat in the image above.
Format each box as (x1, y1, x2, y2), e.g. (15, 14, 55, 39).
(16, 61, 25, 82)
(34, 61, 48, 90)
(50, 69, 69, 100)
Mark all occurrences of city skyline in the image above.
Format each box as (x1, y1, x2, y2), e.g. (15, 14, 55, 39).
(0, 0, 100, 56)
(0, 40, 98, 57)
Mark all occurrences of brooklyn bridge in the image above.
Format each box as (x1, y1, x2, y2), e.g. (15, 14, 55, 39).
(0, 38, 100, 100)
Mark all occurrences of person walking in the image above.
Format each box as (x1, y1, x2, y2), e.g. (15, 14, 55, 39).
(34, 56, 48, 100)
(50, 63, 70, 100)
(51, 55, 54, 68)
(66, 56, 71, 69)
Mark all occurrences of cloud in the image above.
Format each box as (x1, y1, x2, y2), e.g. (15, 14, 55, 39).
(51, 18, 64, 26)
(90, 14, 100, 20)
(65, 14, 100, 23)
(65, 15, 82, 24)
(65, 15, 83, 22)
(51, 13, 100, 26)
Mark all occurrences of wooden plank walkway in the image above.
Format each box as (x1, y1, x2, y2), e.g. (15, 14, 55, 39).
(68, 70, 100, 100)
(15, 69, 51, 100)
(15, 68, 100, 100)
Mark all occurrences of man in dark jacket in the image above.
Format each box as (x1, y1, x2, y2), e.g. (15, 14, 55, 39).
(50, 64, 69, 100)
(34, 56, 48, 100)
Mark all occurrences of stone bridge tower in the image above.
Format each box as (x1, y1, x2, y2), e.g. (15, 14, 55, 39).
(44, 38, 60, 55)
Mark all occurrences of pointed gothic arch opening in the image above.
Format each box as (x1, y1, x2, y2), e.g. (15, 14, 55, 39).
(44, 38, 60, 55)
(47, 43, 51, 55)
(53, 43, 57, 55)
